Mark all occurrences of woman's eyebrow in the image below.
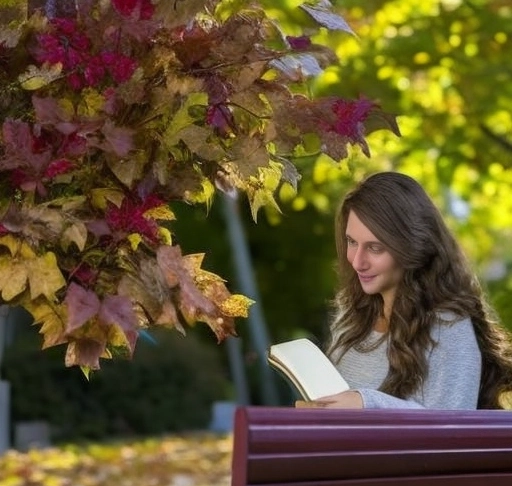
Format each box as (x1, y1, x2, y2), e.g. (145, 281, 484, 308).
(345, 233, 382, 245)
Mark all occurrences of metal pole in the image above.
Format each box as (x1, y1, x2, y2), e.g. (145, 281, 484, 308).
(222, 195, 279, 405)
(225, 337, 250, 405)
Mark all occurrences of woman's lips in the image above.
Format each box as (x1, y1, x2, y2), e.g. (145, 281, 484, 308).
(358, 274, 376, 283)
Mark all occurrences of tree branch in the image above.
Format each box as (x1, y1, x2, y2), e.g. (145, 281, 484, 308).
(479, 123, 512, 154)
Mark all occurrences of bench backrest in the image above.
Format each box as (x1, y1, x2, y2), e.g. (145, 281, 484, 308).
(231, 406, 512, 486)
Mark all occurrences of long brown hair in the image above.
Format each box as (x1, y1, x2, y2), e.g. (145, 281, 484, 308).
(327, 171, 512, 408)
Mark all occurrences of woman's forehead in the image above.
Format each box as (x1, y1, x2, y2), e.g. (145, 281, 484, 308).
(346, 210, 380, 242)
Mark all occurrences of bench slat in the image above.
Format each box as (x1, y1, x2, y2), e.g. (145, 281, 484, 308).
(232, 407, 512, 486)
(246, 449, 512, 482)
(248, 425, 512, 453)
(248, 472, 512, 486)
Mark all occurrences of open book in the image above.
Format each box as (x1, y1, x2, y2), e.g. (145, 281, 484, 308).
(267, 338, 350, 401)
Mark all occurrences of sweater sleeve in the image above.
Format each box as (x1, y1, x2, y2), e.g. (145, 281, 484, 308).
(356, 317, 482, 409)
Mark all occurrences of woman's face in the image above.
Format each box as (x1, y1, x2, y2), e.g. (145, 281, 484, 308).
(345, 210, 404, 310)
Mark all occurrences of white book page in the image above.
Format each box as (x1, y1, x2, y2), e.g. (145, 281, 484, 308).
(268, 338, 350, 400)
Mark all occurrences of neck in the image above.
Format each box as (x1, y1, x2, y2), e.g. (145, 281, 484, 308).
(374, 316, 389, 333)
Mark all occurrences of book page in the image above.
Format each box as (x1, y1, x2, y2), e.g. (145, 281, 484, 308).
(268, 338, 350, 400)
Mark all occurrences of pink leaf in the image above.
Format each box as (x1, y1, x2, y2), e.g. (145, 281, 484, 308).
(2, 119, 33, 156)
(99, 295, 139, 354)
(101, 120, 134, 156)
(65, 339, 104, 369)
(99, 294, 137, 331)
(32, 96, 77, 134)
(64, 282, 101, 332)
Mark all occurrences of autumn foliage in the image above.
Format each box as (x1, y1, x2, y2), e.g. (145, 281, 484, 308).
(0, 0, 399, 370)
(0, 431, 233, 485)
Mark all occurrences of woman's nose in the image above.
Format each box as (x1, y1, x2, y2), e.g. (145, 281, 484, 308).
(352, 247, 368, 271)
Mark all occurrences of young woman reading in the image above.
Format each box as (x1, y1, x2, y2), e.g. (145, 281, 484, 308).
(308, 171, 512, 409)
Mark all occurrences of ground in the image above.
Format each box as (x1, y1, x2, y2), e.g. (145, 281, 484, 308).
(0, 432, 232, 486)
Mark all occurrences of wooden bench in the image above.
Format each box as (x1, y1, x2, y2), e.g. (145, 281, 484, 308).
(231, 406, 512, 485)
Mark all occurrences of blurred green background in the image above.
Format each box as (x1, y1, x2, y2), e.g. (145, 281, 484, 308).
(2, 0, 512, 442)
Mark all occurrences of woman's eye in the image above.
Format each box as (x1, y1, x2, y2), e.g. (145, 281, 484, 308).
(368, 245, 384, 253)
(346, 237, 357, 247)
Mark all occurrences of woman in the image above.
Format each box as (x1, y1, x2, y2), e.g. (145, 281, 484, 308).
(315, 171, 512, 409)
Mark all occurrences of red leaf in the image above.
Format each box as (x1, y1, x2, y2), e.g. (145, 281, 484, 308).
(112, 0, 155, 20)
(287, 35, 312, 50)
(206, 104, 235, 137)
(330, 97, 375, 139)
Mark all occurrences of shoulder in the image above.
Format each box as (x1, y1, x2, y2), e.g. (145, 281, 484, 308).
(430, 311, 478, 349)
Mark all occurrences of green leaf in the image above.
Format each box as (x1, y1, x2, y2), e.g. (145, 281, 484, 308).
(161, 92, 208, 149)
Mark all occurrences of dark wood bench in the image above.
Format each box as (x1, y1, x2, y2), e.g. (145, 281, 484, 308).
(231, 406, 512, 485)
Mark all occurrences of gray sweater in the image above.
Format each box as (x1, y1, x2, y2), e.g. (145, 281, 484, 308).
(330, 316, 482, 409)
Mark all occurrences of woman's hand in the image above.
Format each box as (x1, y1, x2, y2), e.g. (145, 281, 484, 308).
(295, 390, 363, 409)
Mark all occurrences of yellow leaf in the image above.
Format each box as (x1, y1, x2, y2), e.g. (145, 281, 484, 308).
(0, 255, 13, 289)
(27, 252, 66, 301)
(219, 294, 255, 318)
(80, 366, 92, 380)
(184, 178, 215, 210)
(57, 97, 75, 118)
(182, 253, 206, 273)
(0, 234, 22, 256)
(107, 323, 132, 349)
(24, 299, 67, 349)
(248, 185, 282, 221)
(49, 195, 87, 211)
(0, 260, 28, 301)
(246, 162, 284, 221)
(62, 222, 88, 252)
(19, 241, 37, 259)
(128, 233, 142, 250)
(90, 188, 125, 209)
(77, 88, 105, 117)
(260, 161, 283, 191)
(144, 205, 175, 221)
(18, 62, 62, 90)
(158, 227, 173, 245)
